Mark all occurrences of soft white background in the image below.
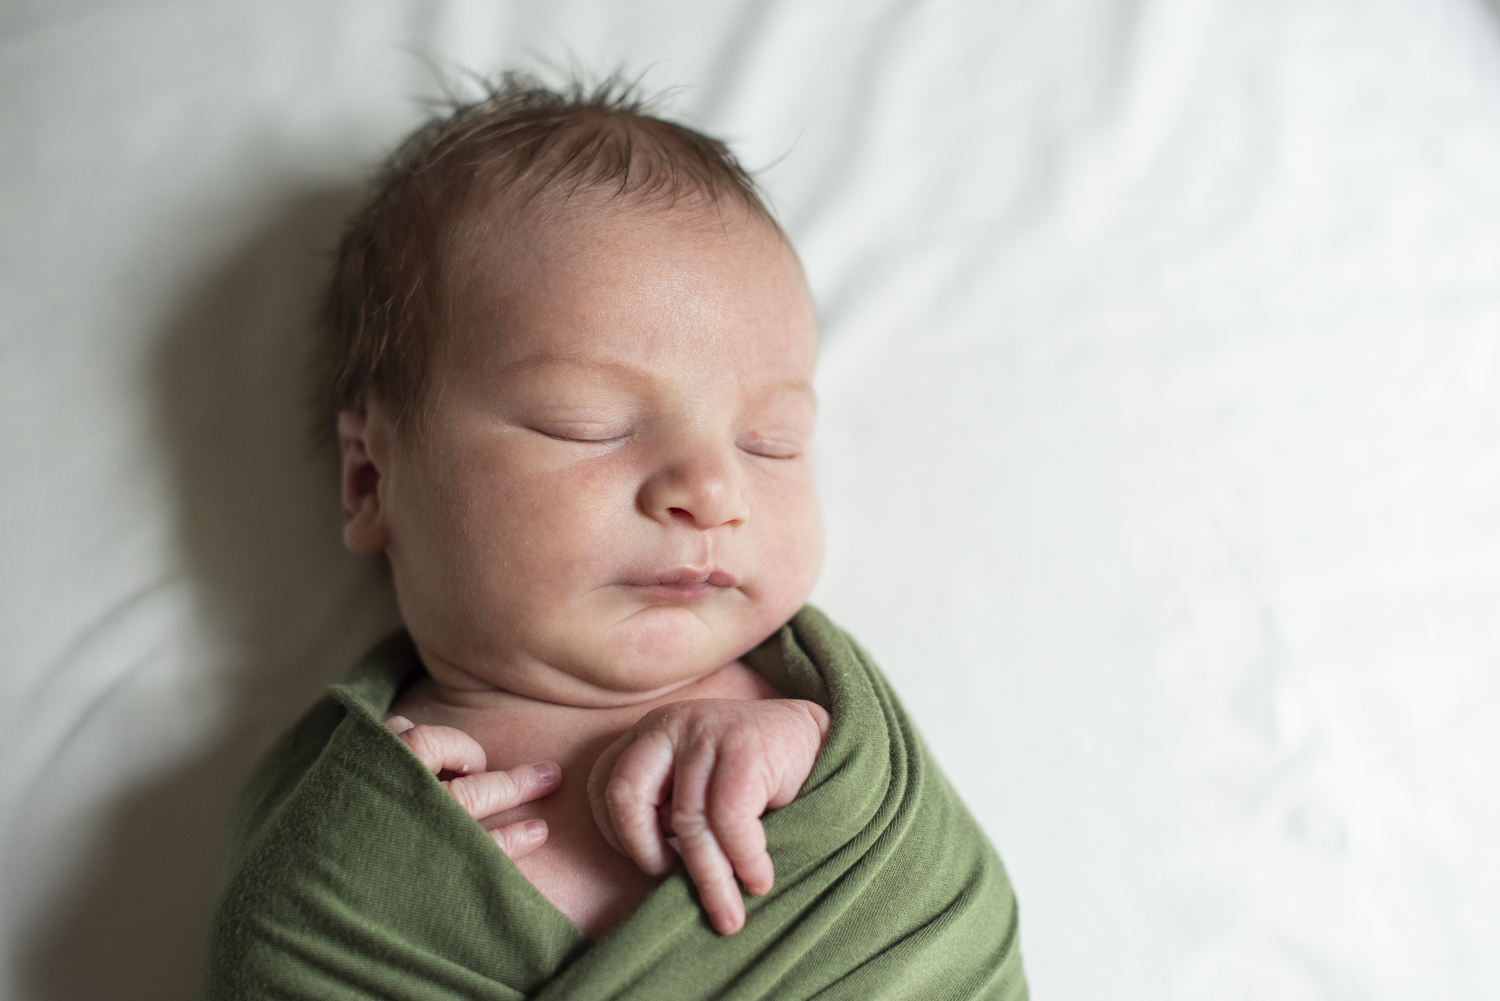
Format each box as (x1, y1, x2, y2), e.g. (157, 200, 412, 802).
(3, 1, 1498, 998)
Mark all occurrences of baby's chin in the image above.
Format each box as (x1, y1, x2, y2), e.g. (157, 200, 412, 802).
(581, 603, 772, 692)
(418, 587, 807, 705)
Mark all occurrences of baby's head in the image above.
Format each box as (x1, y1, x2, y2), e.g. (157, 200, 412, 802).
(320, 77, 822, 706)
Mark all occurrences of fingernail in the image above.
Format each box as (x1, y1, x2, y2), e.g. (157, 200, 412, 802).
(533, 761, 560, 784)
(524, 819, 547, 839)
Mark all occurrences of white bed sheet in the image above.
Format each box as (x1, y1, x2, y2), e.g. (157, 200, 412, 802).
(3, 1, 1498, 998)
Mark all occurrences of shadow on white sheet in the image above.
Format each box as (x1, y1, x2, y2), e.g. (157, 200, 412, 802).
(12, 188, 400, 1001)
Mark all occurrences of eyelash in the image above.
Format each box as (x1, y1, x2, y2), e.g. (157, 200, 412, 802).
(738, 437, 800, 460)
(532, 427, 800, 458)
(536, 430, 631, 445)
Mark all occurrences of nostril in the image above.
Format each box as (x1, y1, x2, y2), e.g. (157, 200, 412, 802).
(667, 507, 691, 521)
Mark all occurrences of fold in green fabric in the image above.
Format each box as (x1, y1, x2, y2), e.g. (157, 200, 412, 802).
(202, 606, 1027, 1000)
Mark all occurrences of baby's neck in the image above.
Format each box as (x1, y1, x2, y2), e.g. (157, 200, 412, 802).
(410, 639, 737, 711)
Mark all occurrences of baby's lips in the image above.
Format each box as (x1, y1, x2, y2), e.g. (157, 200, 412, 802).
(623, 568, 740, 603)
(631, 567, 739, 588)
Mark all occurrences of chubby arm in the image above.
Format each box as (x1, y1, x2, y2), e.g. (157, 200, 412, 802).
(587, 698, 830, 935)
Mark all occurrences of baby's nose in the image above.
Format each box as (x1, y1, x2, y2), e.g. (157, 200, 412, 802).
(639, 446, 748, 529)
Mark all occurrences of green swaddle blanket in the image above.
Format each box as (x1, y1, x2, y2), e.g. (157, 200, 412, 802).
(202, 606, 1027, 999)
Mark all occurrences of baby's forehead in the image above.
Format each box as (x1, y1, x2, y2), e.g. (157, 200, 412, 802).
(432, 193, 815, 394)
(449, 185, 785, 282)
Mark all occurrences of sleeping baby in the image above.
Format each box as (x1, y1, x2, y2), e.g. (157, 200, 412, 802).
(201, 75, 1027, 1000)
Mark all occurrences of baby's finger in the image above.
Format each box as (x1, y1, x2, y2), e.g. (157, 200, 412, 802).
(586, 731, 635, 856)
(672, 751, 746, 935)
(765, 701, 832, 809)
(597, 731, 677, 876)
(676, 825, 745, 934)
(704, 752, 775, 896)
(445, 761, 561, 822)
(382, 715, 416, 735)
(486, 818, 548, 860)
(390, 722, 487, 777)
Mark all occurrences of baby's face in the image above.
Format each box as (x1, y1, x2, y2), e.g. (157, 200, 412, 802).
(350, 200, 822, 706)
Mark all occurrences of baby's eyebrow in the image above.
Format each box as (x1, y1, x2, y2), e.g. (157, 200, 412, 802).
(754, 380, 817, 406)
(499, 357, 816, 401)
(498, 354, 652, 386)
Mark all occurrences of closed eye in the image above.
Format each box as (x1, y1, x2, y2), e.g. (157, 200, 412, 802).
(530, 425, 632, 444)
(737, 433, 802, 459)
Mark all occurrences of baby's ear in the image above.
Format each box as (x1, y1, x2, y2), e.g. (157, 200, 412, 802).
(337, 409, 390, 554)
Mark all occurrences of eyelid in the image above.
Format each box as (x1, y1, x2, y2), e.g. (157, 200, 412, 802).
(530, 422, 632, 444)
(737, 432, 802, 459)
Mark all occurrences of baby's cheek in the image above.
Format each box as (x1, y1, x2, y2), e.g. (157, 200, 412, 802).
(479, 455, 623, 550)
(754, 488, 824, 609)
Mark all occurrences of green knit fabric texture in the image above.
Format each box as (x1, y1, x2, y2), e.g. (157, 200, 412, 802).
(201, 606, 1028, 1000)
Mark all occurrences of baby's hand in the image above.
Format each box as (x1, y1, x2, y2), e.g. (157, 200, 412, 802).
(586, 699, 830, 936)
(383, 715, 561, 860)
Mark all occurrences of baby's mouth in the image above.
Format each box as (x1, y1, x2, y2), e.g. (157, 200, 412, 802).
(626, 568, 739, 602)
